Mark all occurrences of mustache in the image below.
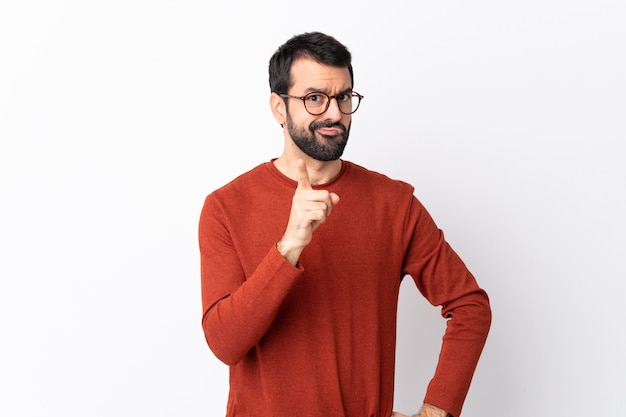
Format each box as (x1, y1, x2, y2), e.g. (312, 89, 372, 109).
(309, 120, 347, 133)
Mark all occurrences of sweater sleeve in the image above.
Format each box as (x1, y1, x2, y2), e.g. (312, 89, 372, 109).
(402, 196, 492, 417)
(199, 194, 301, 366)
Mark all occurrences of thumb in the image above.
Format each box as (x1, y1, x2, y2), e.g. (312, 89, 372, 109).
(326, 192, 340, 216)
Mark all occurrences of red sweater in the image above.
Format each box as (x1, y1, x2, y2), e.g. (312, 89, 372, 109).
(199, 161, 491, 417)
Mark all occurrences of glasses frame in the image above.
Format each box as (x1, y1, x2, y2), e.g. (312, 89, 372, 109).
(279, 91, 364, 116)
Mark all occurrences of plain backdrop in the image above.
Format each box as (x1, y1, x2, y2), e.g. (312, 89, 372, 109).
(1, 1, 625, 416)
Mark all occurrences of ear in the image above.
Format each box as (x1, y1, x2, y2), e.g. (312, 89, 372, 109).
(270, 92, 286, 127)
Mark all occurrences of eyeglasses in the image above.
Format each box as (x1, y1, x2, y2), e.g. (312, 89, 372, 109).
(279, 91, 364, 116)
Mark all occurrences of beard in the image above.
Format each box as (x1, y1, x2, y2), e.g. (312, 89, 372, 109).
(286, 112, 351, 161)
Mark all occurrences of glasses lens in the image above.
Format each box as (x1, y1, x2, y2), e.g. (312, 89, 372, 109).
(338, 93, 361, 115)
(303, 93, 329, 115)
(342, 94, 358, 114)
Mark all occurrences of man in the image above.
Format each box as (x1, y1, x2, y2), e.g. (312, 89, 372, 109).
(199, 32, 491, 417)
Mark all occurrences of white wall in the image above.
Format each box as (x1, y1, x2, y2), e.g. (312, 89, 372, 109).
(1, 1, 624, 416)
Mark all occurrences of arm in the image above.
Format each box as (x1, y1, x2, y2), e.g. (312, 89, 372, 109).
(199, 197, 301, 365)
(199, 160, 340, 365)
(403, 197, 492, 417)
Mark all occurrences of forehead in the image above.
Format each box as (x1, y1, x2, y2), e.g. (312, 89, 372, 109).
(289, 57, 351, 93)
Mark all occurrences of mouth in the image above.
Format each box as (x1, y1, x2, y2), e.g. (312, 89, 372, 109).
(316, 127, 344, 137)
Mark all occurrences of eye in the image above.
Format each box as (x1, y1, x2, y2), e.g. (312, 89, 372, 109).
(337, 93, 351, 102)
(305, 93, 325, 103)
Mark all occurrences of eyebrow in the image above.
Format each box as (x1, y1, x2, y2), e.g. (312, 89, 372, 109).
(302, 86, 353, 95)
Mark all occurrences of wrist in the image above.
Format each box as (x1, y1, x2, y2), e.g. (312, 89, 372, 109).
(276, 239, 302, 266)
(414, 403, 450, 417)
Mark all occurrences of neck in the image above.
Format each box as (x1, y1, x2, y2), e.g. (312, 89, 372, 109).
(274, 155, 342, 185)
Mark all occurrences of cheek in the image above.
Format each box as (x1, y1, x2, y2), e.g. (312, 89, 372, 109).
(288, 109, 315, 127)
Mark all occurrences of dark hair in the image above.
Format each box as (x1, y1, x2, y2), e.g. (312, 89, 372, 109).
(268, 32, 353, 94)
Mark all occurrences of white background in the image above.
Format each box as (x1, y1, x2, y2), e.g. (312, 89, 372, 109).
(1, 1, 625, 416)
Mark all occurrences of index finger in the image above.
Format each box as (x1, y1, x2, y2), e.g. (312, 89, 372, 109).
(296, 159, 312, 190)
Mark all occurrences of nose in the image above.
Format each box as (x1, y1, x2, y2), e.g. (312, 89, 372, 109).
(323, 96, 344, 121)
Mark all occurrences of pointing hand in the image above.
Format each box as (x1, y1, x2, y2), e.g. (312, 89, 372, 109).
(276, 159, 340, 265)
